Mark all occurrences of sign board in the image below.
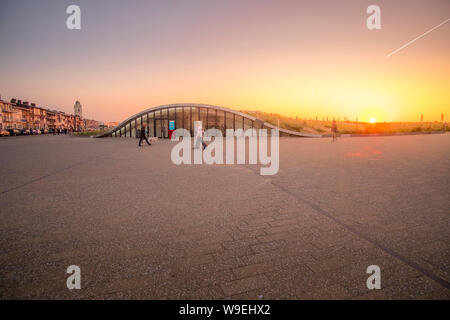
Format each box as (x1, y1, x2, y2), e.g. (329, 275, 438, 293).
(169, 120, 175, 130)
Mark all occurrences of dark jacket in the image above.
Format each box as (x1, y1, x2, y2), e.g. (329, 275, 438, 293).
(140, 128, 147, 138)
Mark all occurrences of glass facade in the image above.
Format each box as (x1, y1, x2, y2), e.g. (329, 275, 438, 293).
(104, 105, 284, 139)
(192, 107, 199, 122)
(235, 115, 243, 131)
(148, 112, 154, 137)
(217, 110, 225, 135)
(226, 112, 234, 130)
(199, 108, 207, 129)
(176, 107, 183, 130)
(168, 108, 175, 120)
(207, 108, 216, 130)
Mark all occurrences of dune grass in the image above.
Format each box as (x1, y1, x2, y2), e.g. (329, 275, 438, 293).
(240, 110, 447, 135)
(73, 130, 107, 137)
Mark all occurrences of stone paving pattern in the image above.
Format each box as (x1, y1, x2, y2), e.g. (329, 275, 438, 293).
(0, 134, 449, 299)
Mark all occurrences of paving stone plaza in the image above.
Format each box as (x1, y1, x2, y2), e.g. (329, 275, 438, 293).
(0, 134, 449, 299)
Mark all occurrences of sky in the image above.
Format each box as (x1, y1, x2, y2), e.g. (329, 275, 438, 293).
(0, 0, 449, 122)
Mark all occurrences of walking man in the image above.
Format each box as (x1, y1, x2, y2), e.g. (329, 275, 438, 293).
(331, 119, 338, 142)
(194, 126, 202, 149)
(194, 126, 207, 150)
(200, 127, 207, 150)
(139, 123, 152, 147)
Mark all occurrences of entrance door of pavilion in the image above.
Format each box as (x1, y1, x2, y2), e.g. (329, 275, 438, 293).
(155, 119, 168, 138)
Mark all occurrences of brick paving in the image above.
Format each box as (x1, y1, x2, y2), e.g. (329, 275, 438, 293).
(0, 134, 449, 299)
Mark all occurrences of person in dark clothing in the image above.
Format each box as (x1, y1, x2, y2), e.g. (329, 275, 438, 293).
(139, 123, 152, 147)
(201, 128, 207, 150)
(331, 119, 338, 142)
(194, 127, 207, 150)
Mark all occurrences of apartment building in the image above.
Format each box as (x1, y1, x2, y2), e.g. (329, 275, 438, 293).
(0, 96, 99, 132)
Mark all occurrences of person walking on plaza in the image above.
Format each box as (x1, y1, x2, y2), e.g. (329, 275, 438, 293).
(201, 128, 207, 150)
(194, 126, 202, 149)
(139, 123, 151, 147)
(194, 127, 207, 150)
(331, 119, 338, 142)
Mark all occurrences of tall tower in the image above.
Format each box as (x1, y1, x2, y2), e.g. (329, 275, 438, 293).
(74, 100, 82, 118)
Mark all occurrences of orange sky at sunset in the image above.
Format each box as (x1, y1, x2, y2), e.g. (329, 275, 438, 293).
(0, 0, 448, 123)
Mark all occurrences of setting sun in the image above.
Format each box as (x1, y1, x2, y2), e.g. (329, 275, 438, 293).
(369, 118, 376, 124)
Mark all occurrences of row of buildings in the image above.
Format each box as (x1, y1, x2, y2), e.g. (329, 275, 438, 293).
(0, 96, 117, 132)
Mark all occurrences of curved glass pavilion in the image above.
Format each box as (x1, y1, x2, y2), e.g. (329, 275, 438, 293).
(97, 103, 318, 138)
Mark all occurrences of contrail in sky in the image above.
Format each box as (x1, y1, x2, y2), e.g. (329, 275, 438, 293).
(386, 18, 449, 58)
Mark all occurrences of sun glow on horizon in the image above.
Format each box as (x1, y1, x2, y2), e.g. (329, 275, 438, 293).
(0, 1, 448, 123)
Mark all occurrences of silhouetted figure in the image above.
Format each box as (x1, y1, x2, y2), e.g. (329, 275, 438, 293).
(194, 127, 207, 150)
(139, 123, 151, 147)
(201, 128, 207, 150)
(194, 127, 202, 149)
(331, 119, 338, 142)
